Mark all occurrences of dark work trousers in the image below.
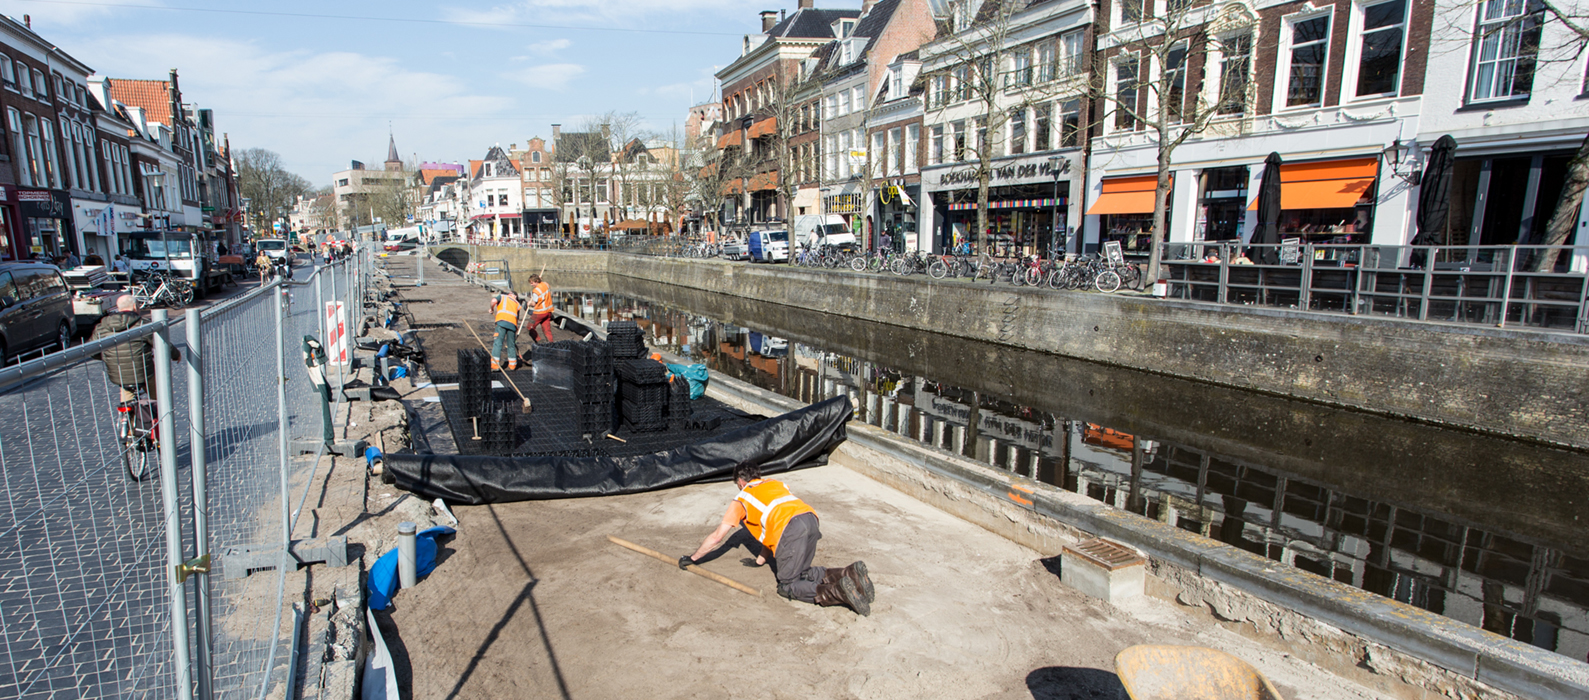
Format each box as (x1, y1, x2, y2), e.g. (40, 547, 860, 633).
(771, 512, 824, 603)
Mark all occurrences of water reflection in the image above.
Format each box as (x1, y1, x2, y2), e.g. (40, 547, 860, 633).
(558, 290, 1589, 662)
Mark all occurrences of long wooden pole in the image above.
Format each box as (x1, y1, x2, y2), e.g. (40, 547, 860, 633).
(607, 535, 761, 597)
(465, 319, 532, 411)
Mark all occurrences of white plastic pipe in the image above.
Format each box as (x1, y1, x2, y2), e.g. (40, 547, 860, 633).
(397, 521, 417, 589)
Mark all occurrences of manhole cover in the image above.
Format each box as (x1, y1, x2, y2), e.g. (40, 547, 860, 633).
(1063, 538, 1145, 570)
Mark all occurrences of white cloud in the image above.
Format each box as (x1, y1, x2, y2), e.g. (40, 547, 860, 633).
(504, 63, 585, 90)
(525, 38, 572, 55)
(70, 34, 514, 183)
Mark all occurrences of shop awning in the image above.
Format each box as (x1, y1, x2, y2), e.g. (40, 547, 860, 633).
(748, 117, 777, 139)
(748, 170, 779, 191)
(717, 129, 742, 149)
(1249, 158, 1377, 210)
(1087, 175, 1171, 215)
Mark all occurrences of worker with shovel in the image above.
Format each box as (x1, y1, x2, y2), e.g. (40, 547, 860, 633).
(524, 273, 555, 345)
(488, 289, 528, 371)
(680, 464, 875, 615)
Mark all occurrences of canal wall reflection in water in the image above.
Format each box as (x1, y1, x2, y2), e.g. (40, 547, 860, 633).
(557, 289, 1589, 663)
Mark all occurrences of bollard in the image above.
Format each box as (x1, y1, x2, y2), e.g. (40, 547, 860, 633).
(397, 522, 417, 589)
(417, 249, 425, 286)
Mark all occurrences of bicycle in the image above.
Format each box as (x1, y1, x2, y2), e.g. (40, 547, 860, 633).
(131, 272, 194, 309)
(116, 389, 158, 481)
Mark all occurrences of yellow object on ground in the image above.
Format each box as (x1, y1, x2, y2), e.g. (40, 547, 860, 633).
(1115, 645, 1284, 700)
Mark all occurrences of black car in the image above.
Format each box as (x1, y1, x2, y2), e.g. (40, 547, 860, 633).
(0, 261, 76, 365)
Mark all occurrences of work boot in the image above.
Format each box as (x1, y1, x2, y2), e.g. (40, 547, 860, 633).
(507, 359, 519, 370)
(842, 561, 875, 604)
(490, 359, 501, 371)
(813, 579, 870, 616)
(820, 567, 843, 587)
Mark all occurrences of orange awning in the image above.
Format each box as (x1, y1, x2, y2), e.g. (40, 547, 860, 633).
(748, 170, 779, 191)
(1249, 158, 1377, 210)
(723, 178, 744, 195)
(1086, 174, 1171, 215)
(716, 129, 742, 149)
(748, 117, 777, 139)
(699, 161, 717, 178)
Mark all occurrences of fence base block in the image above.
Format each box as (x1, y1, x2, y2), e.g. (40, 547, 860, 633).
(221, 536, 350, 580)
(291, 437, 369, 457)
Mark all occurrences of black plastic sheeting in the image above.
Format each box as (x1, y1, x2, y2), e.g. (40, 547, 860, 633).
(383, 395, 852, 505)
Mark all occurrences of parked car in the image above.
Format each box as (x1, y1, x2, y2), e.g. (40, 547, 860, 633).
(720, 238, 749, 261)
(0, 261, 76, 365)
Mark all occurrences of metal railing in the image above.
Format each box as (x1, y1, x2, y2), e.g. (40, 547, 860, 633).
(1160, 242, 1589, 334)
(0, 249, 365, 700)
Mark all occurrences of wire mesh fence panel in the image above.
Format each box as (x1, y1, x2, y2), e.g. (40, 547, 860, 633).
(198, 286, 291, 699)
(0, 321, 190, 699)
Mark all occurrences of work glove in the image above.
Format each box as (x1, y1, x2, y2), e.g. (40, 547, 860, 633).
(678, 555, 695, 570)
(739, 557, 764, 568)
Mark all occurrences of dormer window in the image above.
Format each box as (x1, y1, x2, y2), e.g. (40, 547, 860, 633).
(833, 18, 856, 38)
(842, 39, 854, 64)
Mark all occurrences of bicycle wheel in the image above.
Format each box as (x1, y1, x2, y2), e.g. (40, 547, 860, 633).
(1024, 267, 1043, 287)
(175, 284, 195, 307)
(849, 255, 867, 272)
(927, 260, 948, 279)
(1094, 270, 1122, 293)
(888, 257, 907, 275)
(1046, 268, 1065, 290)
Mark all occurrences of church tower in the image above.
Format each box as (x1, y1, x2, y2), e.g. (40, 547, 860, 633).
(384, 133, 403, 171)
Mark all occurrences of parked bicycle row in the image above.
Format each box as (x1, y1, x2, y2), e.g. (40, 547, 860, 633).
(792, 247, 1142, 293)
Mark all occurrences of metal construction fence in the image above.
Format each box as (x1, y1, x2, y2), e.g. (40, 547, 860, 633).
(0, 248, 368, 700)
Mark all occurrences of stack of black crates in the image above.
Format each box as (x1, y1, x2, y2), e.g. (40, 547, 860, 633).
(571, 339, 614, 435)
(457, 349, 518, 454)
(606, 321, 668, 432)
(607, 320, 646, 358)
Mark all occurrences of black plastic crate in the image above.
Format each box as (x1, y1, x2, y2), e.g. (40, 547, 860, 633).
(615, 358, 667, 384)
(667, 378, 692, 426)
(620, 381, 667, 405)
(608, 321, 646, 358)
(457, 348, 491, 418)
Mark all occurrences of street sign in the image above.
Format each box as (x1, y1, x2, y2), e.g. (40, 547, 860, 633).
(325, 302, 348, 364)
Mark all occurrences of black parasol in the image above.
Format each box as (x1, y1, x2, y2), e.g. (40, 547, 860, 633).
(1251, 152, 1283, 265)
(1412, 135, 1457, 247)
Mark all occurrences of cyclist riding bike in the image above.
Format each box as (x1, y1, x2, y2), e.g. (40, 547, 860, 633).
(256, 250, 272, 283)
(91, 294, 162, 479)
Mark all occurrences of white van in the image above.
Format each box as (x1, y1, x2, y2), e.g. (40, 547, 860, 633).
(793, 214, 857, 251)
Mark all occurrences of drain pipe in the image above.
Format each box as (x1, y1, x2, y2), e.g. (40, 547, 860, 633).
(397, 522, 418, 588)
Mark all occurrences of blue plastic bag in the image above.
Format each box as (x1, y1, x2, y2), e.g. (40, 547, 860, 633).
(665, 363, 709, 400)
(367, 525, 456, 610)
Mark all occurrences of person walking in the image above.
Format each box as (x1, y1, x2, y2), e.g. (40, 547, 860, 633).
(680, 463, 875, 616)
(91, 294, 156, 404)
(524, 274, 555, 344)
(488, 289, 527, 371)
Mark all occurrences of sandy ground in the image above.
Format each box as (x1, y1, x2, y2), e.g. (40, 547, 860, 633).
(374, 255, 1386, 700)
(383, 464, 1381, 700)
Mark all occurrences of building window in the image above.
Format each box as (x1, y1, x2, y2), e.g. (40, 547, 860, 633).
(1010, 108, 1027, 155)
(974, 117, 989, 158)
(531, 151, 542, 163)
(1060, 99, 1082, 148)
(1285, 14, 1331, 107)
(932, 74, 950, 106)
(890, 128, 904, 175)
(31, 69, 46, 101)
(1034, 103, 1052, 151)
(1217, 33, 1253, 115)
(825, 134, 837, 178)
(951, 120, 966, 161)
(1060, 32, 1084, 79)
(1165, 45, 1188, 123)
(1011, 48, 1033, 87)
(852, 86, 865, 112)
(953, 65, 972, 101)
(1121, 0, 1144, 24)
(1469, 0, 1543, 102)
(1037, 42, 1057, 83)
(838, 90, 850, 116)
(16, 62, 30, 98)
(1114, 57, 1140, 131)
(905, 124, 919, 174)
(872, 131, 886, 178)
(0, 60, 13, 90)
(60, 122, 78, 190)
(1356, 0, 1407, 97)
(931, 125, 945, 165)
(8, 108, 29, 187)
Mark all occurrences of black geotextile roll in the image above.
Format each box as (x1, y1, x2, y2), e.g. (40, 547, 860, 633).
(457, 349, 490, 418)
(615, 358, 667, 384)
(382, 395, 853, 504)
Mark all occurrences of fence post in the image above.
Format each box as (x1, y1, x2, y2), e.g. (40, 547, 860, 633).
(184, 308, 213, 700)
(1498, 247, 1515, 328)
(417, 246, 426, 286)
(1300, 245, 1314, 311)
(151, 308, 194, 700)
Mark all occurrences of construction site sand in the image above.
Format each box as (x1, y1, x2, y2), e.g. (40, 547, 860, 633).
(384, 463, 1382, 700)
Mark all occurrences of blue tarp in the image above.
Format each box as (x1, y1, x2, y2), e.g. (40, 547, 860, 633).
(367, 525, 456, 610)
(666, 363, 709, 399)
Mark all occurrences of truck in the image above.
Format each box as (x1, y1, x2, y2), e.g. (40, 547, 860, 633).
(383, 226, 422, 251)
(124, 230, 233, 297)
(792, 214, 857, 252)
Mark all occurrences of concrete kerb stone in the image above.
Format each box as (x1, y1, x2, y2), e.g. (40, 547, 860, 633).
(698, 364, 1579, 700)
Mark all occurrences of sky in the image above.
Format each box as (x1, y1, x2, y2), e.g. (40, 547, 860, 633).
(0, 0, 809, 185)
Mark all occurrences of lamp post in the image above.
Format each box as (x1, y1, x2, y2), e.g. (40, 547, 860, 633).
(1047, 156, 1062, 258)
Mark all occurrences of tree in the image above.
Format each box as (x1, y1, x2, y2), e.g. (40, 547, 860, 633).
(1523, 1, 1589, 270)
(1086, 0, 1260, 283)
(924, 0, 1084, 259)
(234, 147, 313, 232)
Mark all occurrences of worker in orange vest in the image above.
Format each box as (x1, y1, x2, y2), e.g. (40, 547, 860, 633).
(681, 463, 874, 615)
(488, 289, 527, 370)
(525, 274, 555, 344)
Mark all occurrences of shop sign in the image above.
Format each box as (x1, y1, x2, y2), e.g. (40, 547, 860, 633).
(17, 190, 67, 218)
(937, 156, 1071, 187)
(1103, 240, 1125, 266)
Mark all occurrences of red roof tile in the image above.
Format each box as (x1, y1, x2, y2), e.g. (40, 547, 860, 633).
(107, 79, 174, 125)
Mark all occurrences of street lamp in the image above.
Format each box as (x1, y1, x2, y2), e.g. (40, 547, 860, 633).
(1047, 156, 1062, 258)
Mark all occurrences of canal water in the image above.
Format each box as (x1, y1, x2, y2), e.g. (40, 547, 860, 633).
(550, 279, 1589, 663)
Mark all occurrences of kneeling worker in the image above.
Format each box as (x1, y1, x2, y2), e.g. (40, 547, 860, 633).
(488, 289, 527, 370)
(680, 464, 875, 615)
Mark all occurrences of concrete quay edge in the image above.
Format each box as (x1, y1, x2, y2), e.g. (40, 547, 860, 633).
(698, 370, 1589, 700)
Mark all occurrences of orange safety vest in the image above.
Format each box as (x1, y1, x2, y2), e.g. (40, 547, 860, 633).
(734, 479, 814, 555)
(494, 294, 521, 325)
(530, 281, 553, 315)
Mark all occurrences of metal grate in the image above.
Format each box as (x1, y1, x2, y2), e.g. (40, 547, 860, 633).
(1064, 538, 1146, 571)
